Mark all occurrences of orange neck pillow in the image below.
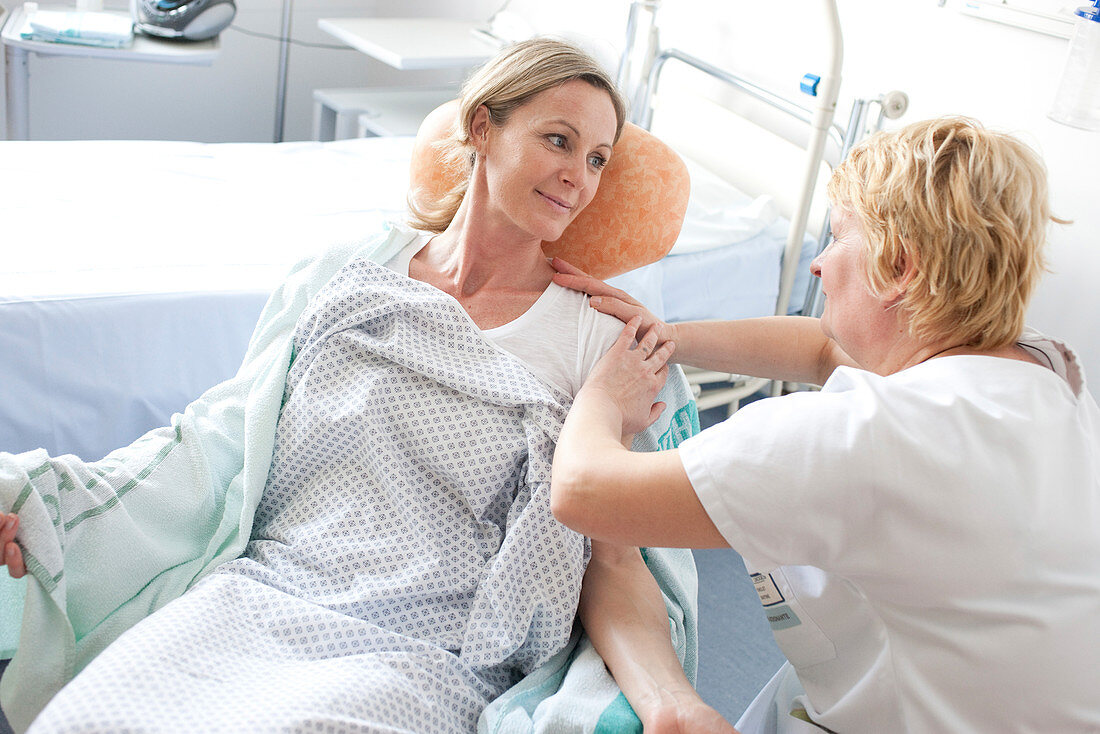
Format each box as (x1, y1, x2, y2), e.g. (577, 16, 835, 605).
(408, 101, 690, 279)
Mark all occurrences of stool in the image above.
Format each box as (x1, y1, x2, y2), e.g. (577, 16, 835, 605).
(312, 87, 456, 141)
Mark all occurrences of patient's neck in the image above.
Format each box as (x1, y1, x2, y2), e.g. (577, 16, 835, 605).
(409, 209, 554, 330)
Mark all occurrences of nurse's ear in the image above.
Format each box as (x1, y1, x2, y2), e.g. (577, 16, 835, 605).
(884, 245, 919, 303)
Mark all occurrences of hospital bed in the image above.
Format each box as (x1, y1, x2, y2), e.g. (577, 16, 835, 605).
(0, 137, 414, 461)
(0, 134, 828, 460)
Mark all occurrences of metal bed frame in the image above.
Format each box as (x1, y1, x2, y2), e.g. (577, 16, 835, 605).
(619, 0, 907, 413)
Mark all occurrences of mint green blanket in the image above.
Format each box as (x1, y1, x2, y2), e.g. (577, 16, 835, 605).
(0, 226, 698, 732)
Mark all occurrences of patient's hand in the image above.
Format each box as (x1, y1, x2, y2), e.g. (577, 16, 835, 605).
(2, 513, 26, 579)
(641, 691, 740, 734)
(551, 258, 678, 359)
(583, 317, 673, 437)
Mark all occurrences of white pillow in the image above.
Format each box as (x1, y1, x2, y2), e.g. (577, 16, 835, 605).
(670, 157, 779, 255)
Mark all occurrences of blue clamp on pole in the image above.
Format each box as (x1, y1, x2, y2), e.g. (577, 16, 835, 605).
(1076, 3, 1100, 21)
(800, 73, 821, 96)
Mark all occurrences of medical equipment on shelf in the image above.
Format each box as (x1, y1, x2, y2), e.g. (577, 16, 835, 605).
(1049, 0, 1100, 130)
(131, 0, 234, 41)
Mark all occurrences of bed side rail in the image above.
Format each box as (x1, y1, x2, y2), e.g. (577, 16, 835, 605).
(634, 0, 843, 318)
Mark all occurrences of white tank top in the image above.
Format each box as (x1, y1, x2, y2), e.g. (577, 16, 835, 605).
(384, 231, 623, 399)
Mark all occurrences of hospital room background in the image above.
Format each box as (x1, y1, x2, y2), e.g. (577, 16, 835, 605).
(2, 0, 1098, 730)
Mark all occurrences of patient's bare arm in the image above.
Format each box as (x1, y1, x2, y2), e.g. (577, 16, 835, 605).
(1, 513, 26, 579)
(579, 541, 739, 734)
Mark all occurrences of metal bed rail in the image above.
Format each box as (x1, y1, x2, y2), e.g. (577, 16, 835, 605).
(627, 0, 843, 412)
(635, 0, 843, 321)
(635, 48, 846, 151)
(616, 1, 909, 414)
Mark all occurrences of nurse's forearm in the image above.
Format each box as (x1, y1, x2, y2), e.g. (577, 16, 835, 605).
(670, 316, 852, 386)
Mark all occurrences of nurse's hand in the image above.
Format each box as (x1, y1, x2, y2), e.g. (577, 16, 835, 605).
(1, 513, 26, 579)
(583, 316, 673, 438)
(551, 258, 679, 360)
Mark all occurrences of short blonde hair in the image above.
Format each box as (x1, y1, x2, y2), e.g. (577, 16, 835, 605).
(827, 117, 1059, 350)
(409, 37, 626, 233)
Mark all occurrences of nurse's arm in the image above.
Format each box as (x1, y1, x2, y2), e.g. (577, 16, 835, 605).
(552, 261, 852, 386)
(671, 316, 854, 388)
(550, 396, 727, 549)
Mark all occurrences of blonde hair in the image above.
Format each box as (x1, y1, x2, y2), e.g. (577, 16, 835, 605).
(828, 116, 1061, 350)
(408, 37, 626, 233)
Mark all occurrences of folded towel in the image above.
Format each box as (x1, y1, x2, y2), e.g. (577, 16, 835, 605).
(21, 10, 133, 48)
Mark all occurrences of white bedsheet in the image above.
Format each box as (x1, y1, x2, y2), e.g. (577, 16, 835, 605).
(2, 138, 414, 297)
(1, 138, 414, 460)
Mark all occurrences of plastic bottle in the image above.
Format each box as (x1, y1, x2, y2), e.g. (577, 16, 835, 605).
(1049, 1, 1100, 131)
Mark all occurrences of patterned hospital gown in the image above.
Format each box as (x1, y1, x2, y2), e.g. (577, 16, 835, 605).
(29, 259, 588, 733)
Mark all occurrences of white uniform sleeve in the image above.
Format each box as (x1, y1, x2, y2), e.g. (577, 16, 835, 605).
(679, 372, 878, 573)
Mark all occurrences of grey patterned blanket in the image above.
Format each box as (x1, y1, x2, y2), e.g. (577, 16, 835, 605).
(28, 259, 587, 733)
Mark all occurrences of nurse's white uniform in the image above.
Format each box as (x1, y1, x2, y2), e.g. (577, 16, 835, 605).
(681, 329, 1100, 733)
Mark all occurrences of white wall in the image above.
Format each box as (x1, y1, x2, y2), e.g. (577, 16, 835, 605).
(833, 0, 1100, 386)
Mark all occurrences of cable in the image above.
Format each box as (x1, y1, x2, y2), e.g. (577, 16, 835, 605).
(229, 24, 355, 50)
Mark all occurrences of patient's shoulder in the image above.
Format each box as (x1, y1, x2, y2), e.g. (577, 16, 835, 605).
(544, 284, 623, 342)
(486, 284, 621, 397)
(567, 288, 626, 385)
